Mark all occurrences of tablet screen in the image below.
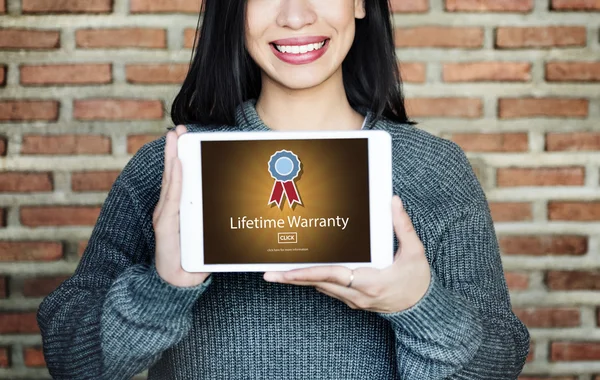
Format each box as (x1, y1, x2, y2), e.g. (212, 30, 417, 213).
(200, 138, 371, 265)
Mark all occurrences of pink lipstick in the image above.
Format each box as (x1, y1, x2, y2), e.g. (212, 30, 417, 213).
(270, 36, 330, 65)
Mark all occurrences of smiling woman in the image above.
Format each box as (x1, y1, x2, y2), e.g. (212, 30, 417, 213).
(171, 0, 411, 130)
(36, 0, 530, 379)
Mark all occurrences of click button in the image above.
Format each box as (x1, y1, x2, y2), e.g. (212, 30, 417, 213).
(278, 232, 297, 244)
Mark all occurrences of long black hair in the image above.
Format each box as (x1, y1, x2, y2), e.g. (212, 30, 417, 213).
(170, 0, 415, 126)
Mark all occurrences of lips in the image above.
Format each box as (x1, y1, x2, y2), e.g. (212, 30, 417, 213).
(269, 36, 330, 65)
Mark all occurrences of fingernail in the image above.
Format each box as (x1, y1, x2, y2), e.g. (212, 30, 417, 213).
(264, 272, 278, 282)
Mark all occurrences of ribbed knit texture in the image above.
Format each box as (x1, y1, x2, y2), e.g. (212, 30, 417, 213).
(37, 100, 530, 380)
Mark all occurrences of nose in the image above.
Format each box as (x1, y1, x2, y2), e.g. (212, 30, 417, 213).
(276, 0, 317, 30)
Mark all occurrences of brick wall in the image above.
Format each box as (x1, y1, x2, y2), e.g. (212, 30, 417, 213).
(0, 0, 598, 378)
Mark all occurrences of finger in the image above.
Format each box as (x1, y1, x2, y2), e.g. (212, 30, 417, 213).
(275, 278, 362, 299)
(155, 130, 177, 217)
(277, 265, 353, 286)
(281, 267, 381, 295)
(392, 195, 421, 254)
(315, 281, 361, 299)
(161, 156, 183, 219)
(155, 125, 186, 217)
(174, 124, 188, 137)
(162, 124, 186, 208)
(265, 266, 377, 291)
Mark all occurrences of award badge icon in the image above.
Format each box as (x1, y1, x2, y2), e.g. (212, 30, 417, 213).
(268, 149, 302, 207)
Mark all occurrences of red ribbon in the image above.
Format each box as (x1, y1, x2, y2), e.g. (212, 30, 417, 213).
(269, 180, 302, 207)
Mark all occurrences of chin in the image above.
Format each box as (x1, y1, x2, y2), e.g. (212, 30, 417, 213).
(275, 77, 327, 90)
(267, 67, 338, 91)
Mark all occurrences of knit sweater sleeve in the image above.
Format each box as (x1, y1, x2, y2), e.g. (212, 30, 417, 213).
(37, 144, 212, 379)
(378, 142, 530, 379)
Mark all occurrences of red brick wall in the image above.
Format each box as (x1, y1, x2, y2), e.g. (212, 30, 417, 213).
(1, 0, 599, 378)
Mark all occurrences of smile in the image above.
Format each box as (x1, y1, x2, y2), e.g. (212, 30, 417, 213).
(273, 41, 326, 54)
(269, 37, 330, 65)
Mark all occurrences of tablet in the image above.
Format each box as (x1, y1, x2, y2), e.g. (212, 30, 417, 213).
(178, 130, 393, 272)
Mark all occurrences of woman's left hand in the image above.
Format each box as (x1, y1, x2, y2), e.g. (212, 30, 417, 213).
(263, 195, 432, 314)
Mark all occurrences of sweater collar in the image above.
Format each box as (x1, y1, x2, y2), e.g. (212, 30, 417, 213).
(234, 99, 377, 131)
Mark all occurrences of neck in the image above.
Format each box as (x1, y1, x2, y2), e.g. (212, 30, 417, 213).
(255, 68, 365, 131)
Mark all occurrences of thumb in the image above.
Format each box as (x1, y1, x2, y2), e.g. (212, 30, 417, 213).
(162, 158, 182, 218)
(392, 195, 420, 250)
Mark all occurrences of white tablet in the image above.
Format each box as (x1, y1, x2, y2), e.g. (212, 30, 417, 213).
(177, 130, 393, 272)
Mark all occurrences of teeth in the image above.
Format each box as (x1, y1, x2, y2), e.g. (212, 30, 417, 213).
(274, 41, 326, 54)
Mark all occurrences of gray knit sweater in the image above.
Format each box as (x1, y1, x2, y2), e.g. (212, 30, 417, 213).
(37, 100, 530, 380)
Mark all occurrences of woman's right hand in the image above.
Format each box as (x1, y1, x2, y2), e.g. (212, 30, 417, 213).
(153, 125, 211, 287)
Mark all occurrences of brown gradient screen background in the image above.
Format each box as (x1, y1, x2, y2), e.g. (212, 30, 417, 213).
(200, 139, 371, 264)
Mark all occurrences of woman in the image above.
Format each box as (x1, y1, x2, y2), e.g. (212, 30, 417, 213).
(37, 0, 530, 379)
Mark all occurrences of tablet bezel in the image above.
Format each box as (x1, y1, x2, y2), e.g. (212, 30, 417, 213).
(178, 130, 393, 272)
